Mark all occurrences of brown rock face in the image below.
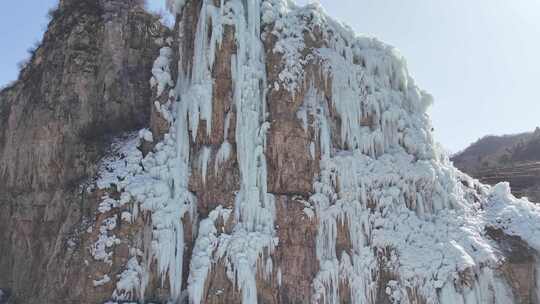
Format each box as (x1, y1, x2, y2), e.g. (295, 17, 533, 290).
(273, 196, 319, 303)
(0, 1, 167, 303)
(486, 227, 540, 303)
(267, 113, 316, 195)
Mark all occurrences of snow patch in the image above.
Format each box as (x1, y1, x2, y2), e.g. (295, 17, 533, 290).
(150, 47, 174, 96)
(93, 275, 111, 287)
(90, 216, 121, 265)
(139, 128, 154, 143)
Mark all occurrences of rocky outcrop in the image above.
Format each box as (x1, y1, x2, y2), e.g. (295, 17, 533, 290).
(0, 0, 168, 302)
(453, 128, 540, 202)
(2, 1, 540, 304)
(486, 227, 540, 304)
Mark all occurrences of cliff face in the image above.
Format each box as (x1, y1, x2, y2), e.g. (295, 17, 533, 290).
(2, 1, 540, 304)
(0, 0, 167, 302)
(453, 128, 540, 202)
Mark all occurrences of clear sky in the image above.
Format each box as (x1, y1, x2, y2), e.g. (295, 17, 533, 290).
(1, 0, 539, 152)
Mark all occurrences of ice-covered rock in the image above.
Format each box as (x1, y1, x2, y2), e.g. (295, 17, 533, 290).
(2, 0, 540, 303)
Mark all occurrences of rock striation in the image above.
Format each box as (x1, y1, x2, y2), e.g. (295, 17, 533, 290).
(1, 1, 540, 304)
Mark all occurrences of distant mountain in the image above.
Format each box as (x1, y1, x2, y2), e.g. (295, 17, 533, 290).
(453, 127, 540, 202)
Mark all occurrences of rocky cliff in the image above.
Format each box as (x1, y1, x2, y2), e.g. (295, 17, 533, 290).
(453, 128, 540, 202)
(2, 1, 540, 304)
(0, 0, 168, 302)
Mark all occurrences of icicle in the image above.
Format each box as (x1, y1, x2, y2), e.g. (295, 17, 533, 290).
(198, 146, 212, 185)
(188, 206, 231, 304)
(212, 1, 277, 303)
(215, 111, 233, 174)
(297, 83, 332, 158)
(182, 1, 227, 141)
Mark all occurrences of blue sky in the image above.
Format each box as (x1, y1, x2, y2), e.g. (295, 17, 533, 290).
(1, 0, 539, 152)
(0, 0, 58, 84)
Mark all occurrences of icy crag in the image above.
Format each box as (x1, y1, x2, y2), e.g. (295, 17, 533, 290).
(2, 0, 540, 304)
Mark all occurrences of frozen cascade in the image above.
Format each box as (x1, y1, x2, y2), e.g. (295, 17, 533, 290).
(113, 257, 144, 301)
(95, 27, 201, 304)
(94, 128, 197, 303)
(261, 2, 540, 304)
(220, 1, 279, 301)
(91, 1, 540, 303)
(181, 0, 226, 140)
(104, 2, 233, 301)
(186, 1, 277, 303)
(187, 206, 232, 304)
(99, 1, 275, 302)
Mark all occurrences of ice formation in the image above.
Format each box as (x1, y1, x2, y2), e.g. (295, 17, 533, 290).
(97, 0, 277, 302)
(150, 47, 174, 96)
(89, 0, 540, 303)
(215, 112, 232, 174)
(183, 1, 278, 303)
(166, 0, 187, 15)
(93, 275, 112, 287)
(113, 257, 145, 301)
(95, 99, 197, 303)
(270, 4, 540, 303)
(187, 206, 231, 304)
(90, 216, 121, 264)
(197, 146, 212, 185)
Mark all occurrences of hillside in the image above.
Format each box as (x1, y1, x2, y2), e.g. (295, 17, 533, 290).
(453, 128, 540, 202)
